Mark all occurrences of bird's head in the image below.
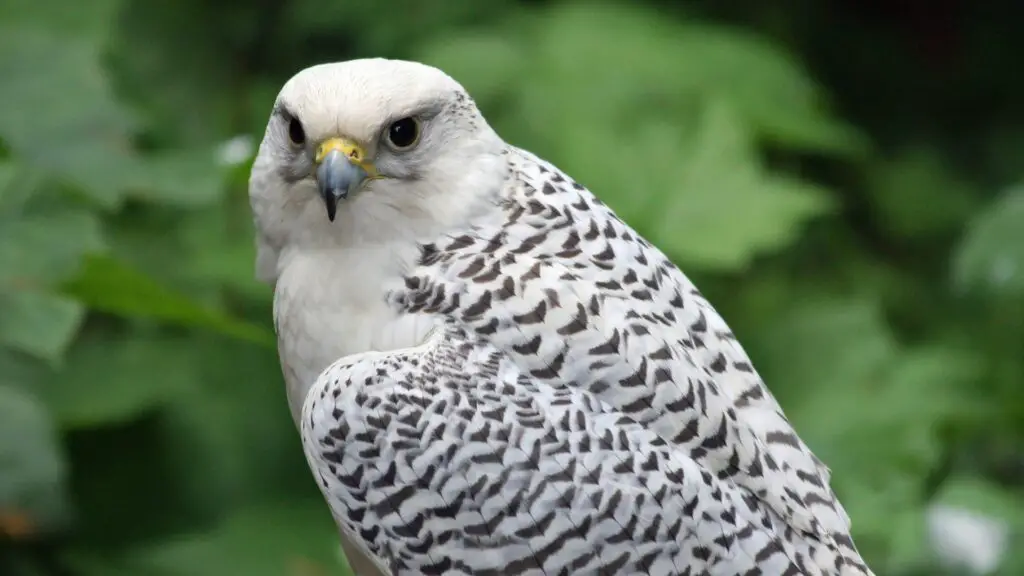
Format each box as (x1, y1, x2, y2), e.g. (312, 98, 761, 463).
(248, 58, 507, 283)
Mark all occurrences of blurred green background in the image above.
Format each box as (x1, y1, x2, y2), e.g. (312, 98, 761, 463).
(2, 0, 1023, 574)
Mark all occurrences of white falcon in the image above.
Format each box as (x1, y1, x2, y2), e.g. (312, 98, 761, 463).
(249, 58, 874, 576)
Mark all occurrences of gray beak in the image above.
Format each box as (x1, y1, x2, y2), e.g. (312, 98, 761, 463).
(316, 149, 368, 222)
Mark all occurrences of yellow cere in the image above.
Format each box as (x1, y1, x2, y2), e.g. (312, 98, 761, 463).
(315, 138, 377, 176)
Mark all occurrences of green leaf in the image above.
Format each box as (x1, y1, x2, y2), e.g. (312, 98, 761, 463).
(105, 207, 197, 285)
(0, 384, 70, 538)
(865, 147, 979, 241)
(0, 158, 28, 208)
(0, 348, 47, 389)
(0, 206, 105, 287)
(758, 299, 979, 468)
(0, 291, 84, 362)
(651, 102, 835, 270)
(109, 0, 243, 146)
(428, 2, 866, 158)
(419, 34, 528, 108)
(0, 28, 142, 207)
(750, 297, 988, 570)
(40, 330, 199, 429)
(667, 24, 868, 156)
(841, 477, 930, 574)
(0, 0, 121, 41)
(0, 163, 48, 215)
(952, 184, 1024, 296)
(754, 297, 896, 406)
(179, 199, 267, 301)
(0, 163, 13, 188)
(289, 0, 515, 57)
(161, 333, 311, 507)
(64, 255, 274, 346)
(883, 346, 987, 426)
(126, 148, 229, 207)
(0, 4, 234, 209)
(115, 501, 351, 576)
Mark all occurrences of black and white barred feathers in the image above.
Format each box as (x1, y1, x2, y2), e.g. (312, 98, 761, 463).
(300, 146, 873, 576)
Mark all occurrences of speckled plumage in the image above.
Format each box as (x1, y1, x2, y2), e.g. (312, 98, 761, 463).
(303, 148, 871, 575)
(253, 59, 873, 576)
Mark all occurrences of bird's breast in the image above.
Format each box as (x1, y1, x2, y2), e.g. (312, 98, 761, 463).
(273, 246, 436, 424)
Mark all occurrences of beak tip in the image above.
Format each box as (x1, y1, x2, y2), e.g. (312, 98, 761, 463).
(323, 193, 339, 223)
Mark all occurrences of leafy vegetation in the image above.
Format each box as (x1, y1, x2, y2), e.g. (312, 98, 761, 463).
(2, 0, 1023, 574)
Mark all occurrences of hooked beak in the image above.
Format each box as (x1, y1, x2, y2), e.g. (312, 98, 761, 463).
(314, 138, 372, 222)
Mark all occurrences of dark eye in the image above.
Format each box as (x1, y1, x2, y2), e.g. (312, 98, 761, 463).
(386, 117, 420, 150)
(288, 117, 306, 145)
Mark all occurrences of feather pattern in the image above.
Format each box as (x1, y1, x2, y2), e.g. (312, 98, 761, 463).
(301, 146, 872, 575)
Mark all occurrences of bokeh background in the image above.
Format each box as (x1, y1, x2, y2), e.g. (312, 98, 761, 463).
(2, 0, 1023, 574)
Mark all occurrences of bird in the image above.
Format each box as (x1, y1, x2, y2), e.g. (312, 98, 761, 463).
(249, 58, 874, 576)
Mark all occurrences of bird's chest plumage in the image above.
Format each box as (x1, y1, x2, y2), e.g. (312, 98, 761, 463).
(273, 246, 435, 423)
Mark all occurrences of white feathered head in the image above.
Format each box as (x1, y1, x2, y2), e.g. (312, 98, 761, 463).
(248, 59, 507, 283)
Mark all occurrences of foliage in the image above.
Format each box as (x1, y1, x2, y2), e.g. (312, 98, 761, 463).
(1, 0, 1023, 574)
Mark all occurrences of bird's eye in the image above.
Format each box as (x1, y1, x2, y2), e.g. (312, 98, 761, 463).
(386, 117, 421, 150)
(288, 117, 306, 146)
